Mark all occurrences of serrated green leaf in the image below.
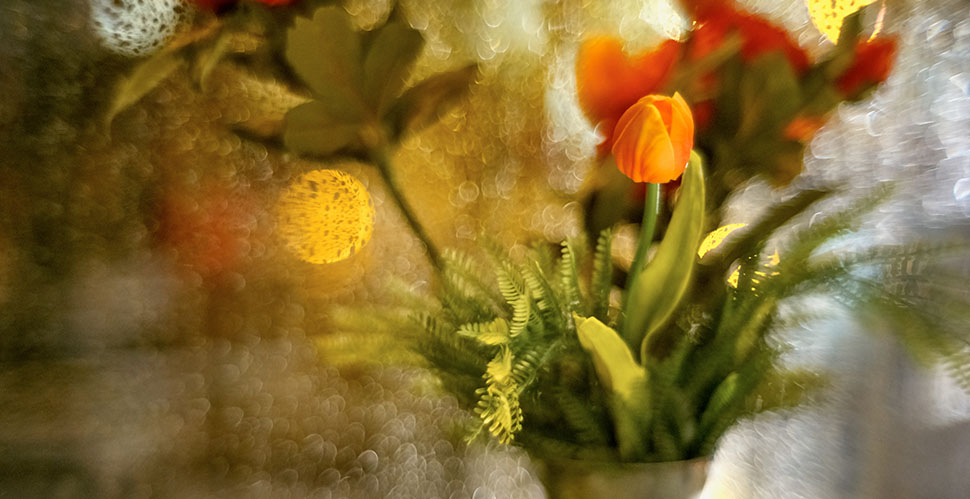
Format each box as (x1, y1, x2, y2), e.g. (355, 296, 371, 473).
(622, 152, 706, 359)
(285, 7, 366, 120)
(387, 63, 477, 139)
(105, 50, 182, 127)
(363, 21, 425, 115)
(283, 100, 362, 156)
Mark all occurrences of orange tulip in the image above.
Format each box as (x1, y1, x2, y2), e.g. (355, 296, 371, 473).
(612, 93, 694, 183)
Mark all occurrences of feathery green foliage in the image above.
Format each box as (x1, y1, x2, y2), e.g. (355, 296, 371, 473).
(320, 184, 968, 463)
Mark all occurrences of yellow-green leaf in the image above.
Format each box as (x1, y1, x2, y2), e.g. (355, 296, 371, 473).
(574, 314, 645, 402)
(622, 152, 706, 360)
(283, 101, 362, 156)
(285, 7, 365, 120)
(575, 314, 652, 459)
(387, 64, 477, 140)
(363, 21, 425, 115)
(105, 50, 182, 127)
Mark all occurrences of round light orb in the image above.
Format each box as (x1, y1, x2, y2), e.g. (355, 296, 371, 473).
(277, 169, 375, 264)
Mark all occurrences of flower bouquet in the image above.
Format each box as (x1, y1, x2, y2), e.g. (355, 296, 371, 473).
(317, 2, 967, 496)
(106, 0, 970, 496)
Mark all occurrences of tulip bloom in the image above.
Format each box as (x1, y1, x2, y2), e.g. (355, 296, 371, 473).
(612, 93, 694, 183)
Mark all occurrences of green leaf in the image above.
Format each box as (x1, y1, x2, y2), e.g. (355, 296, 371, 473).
(285, 7, 366, 120)
(574, 315, 645, 402)
(622, 152, 706, 359)
(387, 64, 478, 139)
(105, 50, 183, 127)
(698, 372, 739, 436)
(192, 29, 232, 92)
(738, 53, 802, 138)
(283, 100, 362, 156)
(574, 314, 651, 460)
(363, 21, 425, 115)
(746, 369, 825, 414)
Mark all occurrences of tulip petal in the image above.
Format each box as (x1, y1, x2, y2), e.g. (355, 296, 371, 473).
(613, 102, 676, 183)
(668, 93, 695, 169)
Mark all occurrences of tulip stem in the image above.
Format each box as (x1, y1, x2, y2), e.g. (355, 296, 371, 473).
(369, 147, 442, 271)
(623, 182, 661, 331)
(629, 183, 661, 282)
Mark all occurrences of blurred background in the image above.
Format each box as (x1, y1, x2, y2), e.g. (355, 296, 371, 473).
(1, 0, 970, 497)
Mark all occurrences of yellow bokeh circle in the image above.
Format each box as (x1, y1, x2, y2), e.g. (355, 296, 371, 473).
(807, 0, 877, 43)
(277, 169, 375, 264)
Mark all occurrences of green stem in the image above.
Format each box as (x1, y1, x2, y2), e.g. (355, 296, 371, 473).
(627, 183, 661, 286)
(621, 182, 661, 338)
(369, 147, 442, 270)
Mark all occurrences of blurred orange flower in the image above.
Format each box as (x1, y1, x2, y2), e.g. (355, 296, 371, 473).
(783, 115, 827, 142)
(612, 93, 694, 184)
(576, 37, 680, 154)
(836, 38, 898, 97)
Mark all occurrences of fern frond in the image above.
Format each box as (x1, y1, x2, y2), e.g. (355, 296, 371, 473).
(476, 347, 523, 444)
(696, 346, 776, 453)
(315, 331, 425, 368)
(457, 318, 510, 346)
(508, 293, 531, 338)
(495, 259, 527, 305)
(590, 229, 614, 321)
(418, 312, 490, 375)
(441, 249, 506, 312)
(522, 262, 566, 333)
(557, 241, 585, 315)
(510, 343, 553, 390)
(781, 184, 894, 266)
(553, 387, 612, 445)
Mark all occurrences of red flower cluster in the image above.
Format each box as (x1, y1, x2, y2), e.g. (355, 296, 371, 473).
(687, 0, 810, 74)
(837, 38, 898, 96)
(577, 0, 897, 152)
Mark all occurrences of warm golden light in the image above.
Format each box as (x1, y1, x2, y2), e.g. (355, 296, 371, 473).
(277, 169, 375, 264)
(698, 223, 748, 258)
(808, 0, 878, 43)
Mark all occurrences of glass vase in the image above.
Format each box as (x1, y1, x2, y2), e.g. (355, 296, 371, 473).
(537, 456, 710, 499)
